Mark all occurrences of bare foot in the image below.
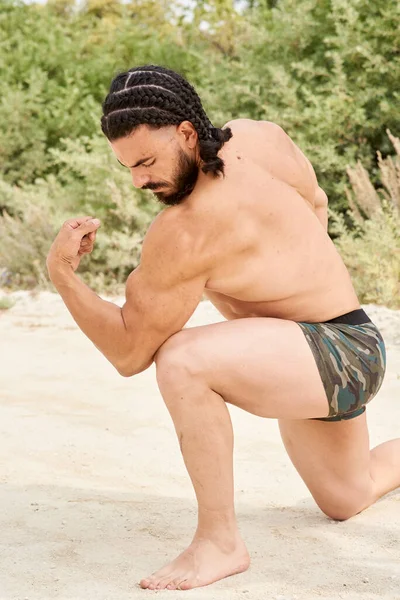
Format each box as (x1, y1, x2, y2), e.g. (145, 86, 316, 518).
(139, 532, 250, 590)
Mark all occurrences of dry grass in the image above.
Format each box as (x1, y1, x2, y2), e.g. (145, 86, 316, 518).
(331, 130, 400, 309)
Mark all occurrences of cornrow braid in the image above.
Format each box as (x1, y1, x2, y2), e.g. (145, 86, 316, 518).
(101, 65, 232, 177)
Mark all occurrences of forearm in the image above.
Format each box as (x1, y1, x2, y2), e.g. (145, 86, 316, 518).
(49, 267, 132, 374)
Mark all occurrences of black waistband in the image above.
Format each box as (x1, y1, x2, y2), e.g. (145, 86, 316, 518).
(326, 308, 371, 325)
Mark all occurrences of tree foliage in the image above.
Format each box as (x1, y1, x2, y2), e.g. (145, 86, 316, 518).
(0, 0, 398, 298)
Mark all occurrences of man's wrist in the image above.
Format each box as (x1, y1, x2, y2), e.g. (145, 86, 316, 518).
(47, 260, 76, 288)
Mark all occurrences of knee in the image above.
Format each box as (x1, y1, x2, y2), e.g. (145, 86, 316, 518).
(315, 482, 373, 521)
(319, 502, 363, 522)
(155, 330, 204, 390)
(155, 330, 196, 371)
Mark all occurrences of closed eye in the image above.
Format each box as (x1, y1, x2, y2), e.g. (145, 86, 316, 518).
(116, 158, 155, 169)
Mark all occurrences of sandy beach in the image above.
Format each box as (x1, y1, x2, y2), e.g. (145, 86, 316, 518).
(0, 291, 399, 600)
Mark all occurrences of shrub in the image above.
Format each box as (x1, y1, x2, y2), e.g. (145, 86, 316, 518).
(330, 131, 400, 308)
(0, 295, 15, 310)
(0, 136, 159, 292)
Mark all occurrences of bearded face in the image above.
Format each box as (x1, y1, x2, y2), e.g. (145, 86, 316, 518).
(145, 147, 199, 206)
(110, 123, 200, 206)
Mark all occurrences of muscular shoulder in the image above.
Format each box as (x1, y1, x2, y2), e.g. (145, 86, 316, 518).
(140, 206, 213, 283)
(224, 119, 327, 219)
(230, 120, 318, 201)
(223, 120, 295, 169)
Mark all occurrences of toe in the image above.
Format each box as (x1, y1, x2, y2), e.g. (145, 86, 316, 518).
(168, 576, 190, 591)
(140, 575, 161, 589)
(148, 580, 161, 590)
(179, 577, 198, 590)
(155, 572, 179, 590)
(140, 566, 172, 589)
(166, 577, 182, 591)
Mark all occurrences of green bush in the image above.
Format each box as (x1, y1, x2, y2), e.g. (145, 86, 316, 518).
(0, 0, 399, 304)
(2, 0, 399, 207)
(233, 0, 400, 207)
(0, 295, 15, 310)
(0, 0, 184, 185)
(0, 136, 159, 291)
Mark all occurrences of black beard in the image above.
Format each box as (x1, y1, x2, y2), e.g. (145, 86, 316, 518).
(153, 149, 199, 207)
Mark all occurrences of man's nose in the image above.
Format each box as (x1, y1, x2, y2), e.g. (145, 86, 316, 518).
(131, 172, 150, 189)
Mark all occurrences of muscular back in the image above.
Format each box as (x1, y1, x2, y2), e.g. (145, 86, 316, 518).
(179, 119, 360, 323)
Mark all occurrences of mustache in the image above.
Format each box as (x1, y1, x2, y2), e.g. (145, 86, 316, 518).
(142, 182, 168, 190)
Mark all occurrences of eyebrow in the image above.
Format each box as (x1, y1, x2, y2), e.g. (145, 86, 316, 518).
(117, 156, 153, 169)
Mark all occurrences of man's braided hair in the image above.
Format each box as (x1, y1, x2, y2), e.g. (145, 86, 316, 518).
(101, 65, 233, 177)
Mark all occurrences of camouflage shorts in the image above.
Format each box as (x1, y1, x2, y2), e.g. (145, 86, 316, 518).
(297, 309, 386, 422)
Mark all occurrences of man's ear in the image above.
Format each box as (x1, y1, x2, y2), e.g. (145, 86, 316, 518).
(178, 121, 198, 149)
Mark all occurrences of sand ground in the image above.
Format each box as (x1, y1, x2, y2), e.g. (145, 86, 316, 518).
(0, 292, 399, 600)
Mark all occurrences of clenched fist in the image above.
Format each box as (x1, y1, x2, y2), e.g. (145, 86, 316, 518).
(46, 216, 101, 279)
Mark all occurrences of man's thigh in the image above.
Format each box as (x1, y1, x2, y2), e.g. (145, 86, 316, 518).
(157, 317, 374, 516)
(157, 316, 331, 420)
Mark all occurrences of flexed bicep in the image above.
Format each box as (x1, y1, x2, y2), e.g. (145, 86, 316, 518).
(118, 211, 211, 375)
